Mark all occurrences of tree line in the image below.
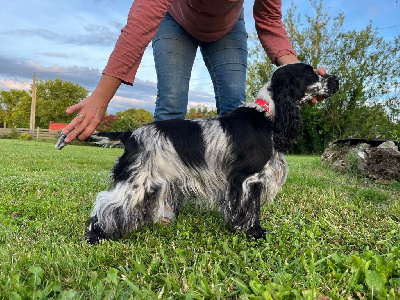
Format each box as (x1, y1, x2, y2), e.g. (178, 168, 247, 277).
(0, 79, 154, 132)
(1, 0, 399, 153)
(0, 79, 88, 129)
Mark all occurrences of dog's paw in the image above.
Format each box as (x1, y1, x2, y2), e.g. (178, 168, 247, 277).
(246, 225, 267, 240)
(84, 217, 108, 244)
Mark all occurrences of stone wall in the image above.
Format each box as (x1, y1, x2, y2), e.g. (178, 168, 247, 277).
(321, 138, 400, 181)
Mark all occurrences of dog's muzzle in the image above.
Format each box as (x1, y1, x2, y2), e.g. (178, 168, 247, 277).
(322, 74, 340, 97)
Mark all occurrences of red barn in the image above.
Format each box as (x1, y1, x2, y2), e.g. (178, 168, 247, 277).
(49, 121, 68, 132)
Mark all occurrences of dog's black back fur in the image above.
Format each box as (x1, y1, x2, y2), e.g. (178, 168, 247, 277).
(154, 119, 207, 169)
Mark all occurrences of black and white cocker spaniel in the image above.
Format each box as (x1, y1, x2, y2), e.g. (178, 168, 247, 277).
(56, 63, 339, 243)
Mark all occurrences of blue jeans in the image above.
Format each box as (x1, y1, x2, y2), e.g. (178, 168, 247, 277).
(152, 11, 248, 121)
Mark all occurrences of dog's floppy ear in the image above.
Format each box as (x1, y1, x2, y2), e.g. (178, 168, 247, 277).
(272, 75, 302, 153)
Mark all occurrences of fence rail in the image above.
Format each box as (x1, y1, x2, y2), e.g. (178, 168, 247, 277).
(0, 127, 61, 140)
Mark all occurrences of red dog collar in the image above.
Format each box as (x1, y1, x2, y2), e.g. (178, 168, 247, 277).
(255, 98, 275, 118)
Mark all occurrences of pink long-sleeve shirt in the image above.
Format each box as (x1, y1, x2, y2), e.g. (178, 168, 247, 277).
(103, 0, 296, 85)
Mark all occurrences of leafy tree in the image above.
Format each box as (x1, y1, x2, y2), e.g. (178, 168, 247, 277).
(97, 114, 121, 132)
(97, 108, 153, 132)
(97, 113, 139, 132)
(109, 117, 140, 132)
(0, 79, 88, 129)
(115, 108, 153, 127)
(0, 90, 31, 128)
(246, 36, 275, 102)
(247, 0, 400, 153)
(34, 79, 89, 128)
(318, 24, 399, 141)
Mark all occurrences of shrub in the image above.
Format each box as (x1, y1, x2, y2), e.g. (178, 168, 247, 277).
(20, 133, 32, 140)
(8, 128, 20, 139)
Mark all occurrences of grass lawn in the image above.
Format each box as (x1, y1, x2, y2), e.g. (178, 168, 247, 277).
(0, 139, 399, 299)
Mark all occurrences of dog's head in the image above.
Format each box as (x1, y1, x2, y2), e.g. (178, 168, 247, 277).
(270, 62, 339, 106)
(263, 63, 339, 153)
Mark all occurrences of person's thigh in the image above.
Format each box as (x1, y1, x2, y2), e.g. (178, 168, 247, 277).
(152, 13, 199, 121)
(200, 11, 248, 115)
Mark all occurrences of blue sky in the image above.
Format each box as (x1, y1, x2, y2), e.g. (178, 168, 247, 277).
(0, 0, 399, 115)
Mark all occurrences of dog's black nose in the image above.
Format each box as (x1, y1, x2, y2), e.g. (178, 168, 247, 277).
(323, 74, 340, 94)
(328, 75, 340, 94)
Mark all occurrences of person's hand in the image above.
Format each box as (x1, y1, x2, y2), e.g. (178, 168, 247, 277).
(310, 67, 327, 105)
(62, 74, 121, 143)
(63, 94, 108, 142)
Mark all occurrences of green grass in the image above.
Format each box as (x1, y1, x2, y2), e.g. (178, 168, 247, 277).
(0, 139, 399, 299)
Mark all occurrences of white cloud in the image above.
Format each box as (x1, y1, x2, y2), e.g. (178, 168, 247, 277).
(37, 52, 75, 59)
(0, 78, 31, 91)
(108, 95, 156, 114)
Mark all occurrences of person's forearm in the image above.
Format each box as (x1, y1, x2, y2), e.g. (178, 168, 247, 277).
(91, 74, 122, 104)
(276, 54, 299, 66)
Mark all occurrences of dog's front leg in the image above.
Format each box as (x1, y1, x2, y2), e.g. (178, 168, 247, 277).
(84, 182, 159, 244)
(224, 179, 266, 239)
(85, 191, 129, 244)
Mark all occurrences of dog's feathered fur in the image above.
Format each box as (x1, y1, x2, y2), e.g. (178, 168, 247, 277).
(56, 63, 339, 243)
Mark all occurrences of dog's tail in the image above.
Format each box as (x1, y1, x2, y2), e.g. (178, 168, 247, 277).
(55, 131, 130, 150)
(86, 131, 129, 148)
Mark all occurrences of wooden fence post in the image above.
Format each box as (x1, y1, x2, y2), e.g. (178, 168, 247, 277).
(30, 74, 37, 134)
(37, 127, 40, 140)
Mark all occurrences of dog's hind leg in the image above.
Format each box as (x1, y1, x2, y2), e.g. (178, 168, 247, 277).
(223, 176, 266, 239)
